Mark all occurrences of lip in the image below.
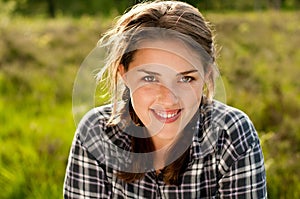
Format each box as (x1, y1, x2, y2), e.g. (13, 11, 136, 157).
(150, 109, 182, 123)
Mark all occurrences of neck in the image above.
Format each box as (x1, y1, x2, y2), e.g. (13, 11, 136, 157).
(151, 134, 174, 150)
(151, 136, 174, 170)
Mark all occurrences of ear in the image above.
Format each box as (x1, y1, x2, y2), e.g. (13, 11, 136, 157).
(204, 66, 214, 85)
(118, 64, 128, 84)
(118, 64, 125, 76)
(203, 67, 215, 100)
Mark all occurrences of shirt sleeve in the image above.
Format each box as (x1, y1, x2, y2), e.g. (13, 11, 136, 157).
(63, 136, 111, 199)
(217, 113, 267, 199)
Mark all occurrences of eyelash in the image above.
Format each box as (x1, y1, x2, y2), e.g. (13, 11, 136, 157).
(142, 75, 157, 82)
(179, 76, 195, 83)
(142, 75, 195, 83)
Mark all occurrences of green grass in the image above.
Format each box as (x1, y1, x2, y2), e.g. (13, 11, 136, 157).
(209, 11, 300, 199)
(0, 11, 299, 198)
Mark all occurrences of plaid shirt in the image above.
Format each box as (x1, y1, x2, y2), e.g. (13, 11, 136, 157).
(64, 100, 267, 198)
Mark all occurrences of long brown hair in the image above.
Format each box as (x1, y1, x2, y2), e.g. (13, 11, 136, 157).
(97, 0, 218, 184)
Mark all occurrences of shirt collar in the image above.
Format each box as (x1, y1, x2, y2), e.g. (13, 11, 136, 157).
(190, 101, 219, 160)
(105, 101, 219, 162)
(117, 100, 221, 161)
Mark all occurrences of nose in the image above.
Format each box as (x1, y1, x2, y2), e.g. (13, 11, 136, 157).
(156, 85, 179, 106)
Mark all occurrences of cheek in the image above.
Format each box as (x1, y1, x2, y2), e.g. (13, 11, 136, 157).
(130, 85, 159, 105)
(179, 86, 203, 106)
(130, 87, 155, 119)
(131, 86, 156, 100)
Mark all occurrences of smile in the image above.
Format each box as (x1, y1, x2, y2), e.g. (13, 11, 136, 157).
(151, 109, 182, 123)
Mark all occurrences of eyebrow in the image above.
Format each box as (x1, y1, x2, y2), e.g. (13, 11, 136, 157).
(137, 69, 198, 76)
(137, 69, 161, 76)
(176, 69, 198, 76)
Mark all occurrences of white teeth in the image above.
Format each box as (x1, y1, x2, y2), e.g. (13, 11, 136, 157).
(155, 110, 178, 119)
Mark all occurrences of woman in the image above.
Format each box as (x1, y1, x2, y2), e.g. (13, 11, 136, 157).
(64, 1, 267, 198)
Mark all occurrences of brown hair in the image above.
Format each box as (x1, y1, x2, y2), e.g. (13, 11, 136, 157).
(97, 0, 218, 184)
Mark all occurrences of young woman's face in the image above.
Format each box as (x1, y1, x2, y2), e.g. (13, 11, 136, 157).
(120, 40, 205, 142)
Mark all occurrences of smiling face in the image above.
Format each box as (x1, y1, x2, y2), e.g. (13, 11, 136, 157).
(120, 40, 204, 147)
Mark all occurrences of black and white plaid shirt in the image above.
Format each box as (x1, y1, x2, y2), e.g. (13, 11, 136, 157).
(64, 100, 267, 198)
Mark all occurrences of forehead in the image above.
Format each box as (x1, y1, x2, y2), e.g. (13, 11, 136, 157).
(128, 40, 204, 73)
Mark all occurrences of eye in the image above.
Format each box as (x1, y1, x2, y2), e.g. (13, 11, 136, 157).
(179, 76, 195, 83)
(142, 75, 157, 82)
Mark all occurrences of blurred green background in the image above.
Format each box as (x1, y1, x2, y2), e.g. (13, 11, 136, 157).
(0, 0, 299, 198)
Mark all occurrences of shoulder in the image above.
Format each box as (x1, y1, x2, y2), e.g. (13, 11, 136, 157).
(75, 104, 113, 141)
(74, 104, 131, 153)
(73, 105, 131, 165)
(208, 100, 257, 137)
(203, 100, 259, 157)
(207, 100, 252, 125)
(78, 104, 112, 128)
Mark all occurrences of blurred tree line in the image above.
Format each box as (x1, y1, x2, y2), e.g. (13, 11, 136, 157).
(1, 0, 300, 18)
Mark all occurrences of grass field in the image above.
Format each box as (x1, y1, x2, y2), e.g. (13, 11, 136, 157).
(0, 11, 299, 198)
